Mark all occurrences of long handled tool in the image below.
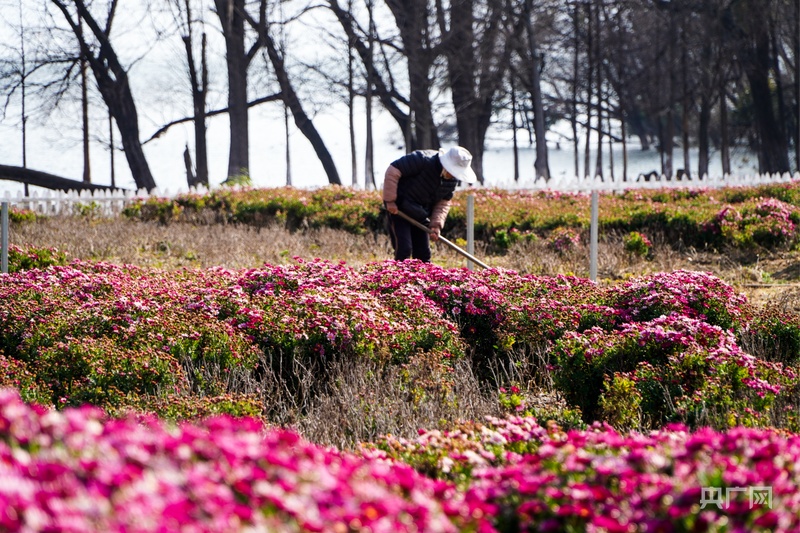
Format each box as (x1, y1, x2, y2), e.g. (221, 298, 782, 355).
(393, 209, 491, 270)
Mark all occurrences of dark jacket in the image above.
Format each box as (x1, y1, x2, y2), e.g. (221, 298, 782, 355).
(391, 150, 458, 212)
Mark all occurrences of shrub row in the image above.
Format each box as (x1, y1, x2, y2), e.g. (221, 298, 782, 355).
(1, 248, 799, 432)
(115, 182, 800, 251)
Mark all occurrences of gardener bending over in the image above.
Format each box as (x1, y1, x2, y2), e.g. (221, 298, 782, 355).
(383, 146, 477, 262)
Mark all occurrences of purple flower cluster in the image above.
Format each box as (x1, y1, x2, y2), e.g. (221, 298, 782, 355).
(604, 269, 750, 329)
(715, 197, 800, 249)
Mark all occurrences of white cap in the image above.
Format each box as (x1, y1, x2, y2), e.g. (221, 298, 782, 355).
(439, 146, 477, 184)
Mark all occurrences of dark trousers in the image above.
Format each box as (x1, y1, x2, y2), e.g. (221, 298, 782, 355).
(387, 213, 431, 262)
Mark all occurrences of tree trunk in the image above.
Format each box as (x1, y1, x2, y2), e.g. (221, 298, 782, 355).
(284, 103, 292, 187)
(584, 2, 593, 177)
(445, 0, 480, 177)
(720, 83, 731, 175)
(364, 0, 376, 190)
(593, 0, 603, 180)
(571, 2, 580, 178)
(214, 0, 249, 179)
(770, 15, 788, 167)
(326, 0, 411, 144)
(698, 40, 712, 179)
(795, 0, 800, 172)
(79, 16, 90, 184)
(0, 164, 119, 192)
(183, 145, 195, 185)
(743, 41, 791, 173)
(621, 109, 628, 181)
(681, 20, 690, 179)
(182, 17, 209, 188)
(347, 0, 357, 188)
(594, 82, 604, 180)
(386, 0, 438, 150)
(727, 1, 790, 174)
(664, 6, 676, 179)
(698, 94, 711, 178)
(511, 75, 520, 182)
(196, 32, 209, 187)
(524, 0, 550, 181)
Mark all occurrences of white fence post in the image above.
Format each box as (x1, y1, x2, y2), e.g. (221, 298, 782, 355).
(1, 201, 8, 274)
(590, 190, 598, 282)
(466, 193, 475, 271)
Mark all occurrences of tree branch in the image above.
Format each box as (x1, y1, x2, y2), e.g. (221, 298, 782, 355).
(142, 93, 282, 144)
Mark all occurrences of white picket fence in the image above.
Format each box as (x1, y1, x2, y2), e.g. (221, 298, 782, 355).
(1, 186, 211, 216)
(498, 171, 800, 193)
(2, 171, 800, 217)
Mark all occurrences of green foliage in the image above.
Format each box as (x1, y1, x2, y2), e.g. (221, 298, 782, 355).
(553, 314, 791, 430)
(741, 307, 800, 365)
(0, 246, 797, 436)
(714, 198, 800, 250)
(126, 392, 265, 421)
(598, 372, 641, 430)
(9, 207, 36, 223)
(7, 244, 68, 272)
(76, 201, 101, 218)
(622, 231, 652, 258)
(122, 197, 184, 224)
(222, 171, 253, 188)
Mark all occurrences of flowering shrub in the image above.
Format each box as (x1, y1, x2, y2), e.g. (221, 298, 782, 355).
(622, 230, 653, 258)
(554, 313, 796, 428)
(368, 415, 800, 533)
(5, 243, 68, 273)
(546, 226, 582, 254)
(601, 269, 752, 330)
(0, 262, 258, 413)
(8, 207, 36, 223)
(119, 181, 800, 252)
(123, 186, 385, 234)
(0, 389, 490, 532)
(492, 228, 536, 251)
(715, 198, 800, 249)
(0, 250, 797, 434)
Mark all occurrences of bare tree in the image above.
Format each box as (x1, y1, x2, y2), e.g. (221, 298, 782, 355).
(50, 0, 157, 191)
(521, 0, 550, 181)
(386, 0, 440, 150)
(724, 0, 790, 174)
(325, 0, 414, 150)
(174, 0, 210, 188)
(242, 1, 341, 185)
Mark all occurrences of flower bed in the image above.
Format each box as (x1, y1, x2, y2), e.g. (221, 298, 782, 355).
(0, 253, 799, 432)
(2, 389, 799, 532)
(0, 389, 489, 532)
(367, 415, 800, 532)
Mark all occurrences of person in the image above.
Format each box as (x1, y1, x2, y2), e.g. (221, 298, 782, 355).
(382, 146, 477, 262)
